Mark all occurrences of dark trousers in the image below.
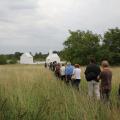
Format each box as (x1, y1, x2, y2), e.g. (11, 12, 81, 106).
(72, 79, 81, 90)
(65, 75, 72, 84)
(61, 75, 65, 80)
(101, 89, 111, 101)
(55, 72, 60, 78)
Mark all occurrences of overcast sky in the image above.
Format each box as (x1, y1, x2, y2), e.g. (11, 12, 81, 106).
(0, 0, 120, 54)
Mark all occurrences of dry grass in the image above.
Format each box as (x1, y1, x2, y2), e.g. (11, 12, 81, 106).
(0, 65, 120, 120)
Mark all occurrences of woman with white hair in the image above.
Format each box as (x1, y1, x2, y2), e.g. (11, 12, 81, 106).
(100, 60, 112, 101)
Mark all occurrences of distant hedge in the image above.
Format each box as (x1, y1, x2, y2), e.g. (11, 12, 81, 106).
(0, 55, 7, 65)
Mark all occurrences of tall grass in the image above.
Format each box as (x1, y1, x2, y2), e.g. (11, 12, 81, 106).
(0, 65, 120, 120)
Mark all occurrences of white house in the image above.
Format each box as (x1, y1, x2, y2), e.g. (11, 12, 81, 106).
(46, 50, 60, 63)
(20, 53, 33, 64)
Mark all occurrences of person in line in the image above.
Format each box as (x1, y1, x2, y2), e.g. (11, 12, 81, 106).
(52, 61, 57, 71)
(55, 63, 61, 78)
(44, 62, 47, 68)
(65, 62, 74, 84)
(99, 60, 112, 102)
(118, 84, 120, 100)
(72, 64, 81, 90)
(60, 64, 66, 80)
(49, 62, 53, 70)
(85, 58, 101, 100)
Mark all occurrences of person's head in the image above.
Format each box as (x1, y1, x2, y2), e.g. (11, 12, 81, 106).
(75, 64, 80, 68)
(101, 60, 109, 68)
(90, 58, 96, 64)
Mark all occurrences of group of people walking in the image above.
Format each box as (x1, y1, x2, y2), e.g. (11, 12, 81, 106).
(85, 59, 112, 101)
(46, 61, 81, 90)
(45, 58, 119, 102)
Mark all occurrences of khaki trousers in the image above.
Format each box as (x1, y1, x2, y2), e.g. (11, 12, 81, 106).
(88, 80, 100, 100)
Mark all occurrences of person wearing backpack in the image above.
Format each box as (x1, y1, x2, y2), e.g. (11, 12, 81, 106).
(85, 58, 101, 100)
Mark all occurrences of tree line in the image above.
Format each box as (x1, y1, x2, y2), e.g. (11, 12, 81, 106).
(0, 50, 64, 65)
(0, 52, 22, 64)
(60, 27, 120, 65)
(0, 52, 48, 65)
(0, 27, 120, 65)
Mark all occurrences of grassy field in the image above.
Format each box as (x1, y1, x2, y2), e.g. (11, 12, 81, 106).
(0, 65, 120, 120)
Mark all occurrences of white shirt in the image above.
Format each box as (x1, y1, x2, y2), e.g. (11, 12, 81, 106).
(73, 68, 81, 79)
(60, 66, 65, 76)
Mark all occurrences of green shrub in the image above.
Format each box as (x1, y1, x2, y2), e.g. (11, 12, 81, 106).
(0, 55, 7, 64)
(8, 58, 17, 64)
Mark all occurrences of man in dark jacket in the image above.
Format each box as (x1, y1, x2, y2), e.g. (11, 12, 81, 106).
(85, 58, 101, 100)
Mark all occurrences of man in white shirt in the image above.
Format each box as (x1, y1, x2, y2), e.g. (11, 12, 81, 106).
(60, 64, 66, 80)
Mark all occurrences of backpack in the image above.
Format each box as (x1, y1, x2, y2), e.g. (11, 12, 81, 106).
(85, 72, 97, 81)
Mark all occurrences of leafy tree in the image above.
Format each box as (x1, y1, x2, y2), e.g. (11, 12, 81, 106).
(8, 58, 17, 64)
(14, 52, 23, 60)
(103, 27, 120, 65)
(34, 52, 47, 61)
(63, 30, 101, 64)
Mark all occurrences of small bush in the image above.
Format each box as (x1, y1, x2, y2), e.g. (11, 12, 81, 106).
(8, 59, 17, 64)
(0, 55, 7, 65)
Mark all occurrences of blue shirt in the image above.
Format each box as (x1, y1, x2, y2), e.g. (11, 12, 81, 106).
(65, 65, 74, 75)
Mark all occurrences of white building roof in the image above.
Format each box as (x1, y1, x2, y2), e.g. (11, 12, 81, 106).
(21, 53, 33, 58)
(20, 53, 33, 64)
(46, 51, 60, 63)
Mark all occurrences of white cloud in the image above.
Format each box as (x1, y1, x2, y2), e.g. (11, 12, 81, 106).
(0, 0, 120, 54)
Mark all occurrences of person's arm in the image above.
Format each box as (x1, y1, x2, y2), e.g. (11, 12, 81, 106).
(98, 66, 101, 74)
(85, 66, 88, 75)
(73, 69, 75, 75)
(99, 71, 103, 80)
(96, 66, 101, 80)
(65, 67, 67, 75)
